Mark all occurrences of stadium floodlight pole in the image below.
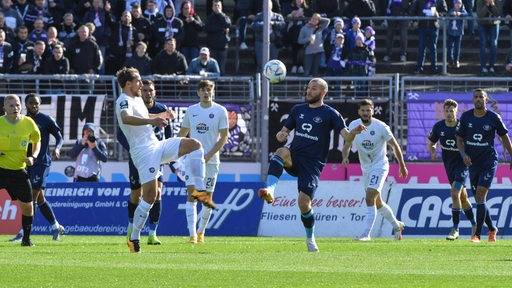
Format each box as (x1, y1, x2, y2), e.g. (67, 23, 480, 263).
(261, 0, 270, 181)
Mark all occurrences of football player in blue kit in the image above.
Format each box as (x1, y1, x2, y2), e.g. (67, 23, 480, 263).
(258, 78, 365, 252)
(456, 89, 512, 243)
(427, 99, 476, 240)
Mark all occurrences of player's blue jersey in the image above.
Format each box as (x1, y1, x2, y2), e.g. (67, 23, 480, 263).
(429, 120, 463, 169)
(456, 109, 508, 164)
(117, 101, 172, 151)
(285, 103, 346, 164)
(30, 112, 63, 166)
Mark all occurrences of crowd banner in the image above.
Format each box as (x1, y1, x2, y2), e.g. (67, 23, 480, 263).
(0, 182, 264, 236)
(0, 94, 105, 144)
(405, 91, 512, 161)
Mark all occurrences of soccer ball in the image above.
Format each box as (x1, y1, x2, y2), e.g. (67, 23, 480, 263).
(263, 59, 287, 83)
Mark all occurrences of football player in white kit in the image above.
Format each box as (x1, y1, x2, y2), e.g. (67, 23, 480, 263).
(342, 99, 408, 241)
(115, 67, 215, 253)
(177, 80, 229, 244)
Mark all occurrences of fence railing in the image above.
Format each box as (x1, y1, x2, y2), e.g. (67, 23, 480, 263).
(1, 74, 511, 166)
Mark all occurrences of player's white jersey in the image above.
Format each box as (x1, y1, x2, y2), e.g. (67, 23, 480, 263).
(115, 93, 159, 158)
(348, 118, 393, 172)
(181, 102, 228, 165)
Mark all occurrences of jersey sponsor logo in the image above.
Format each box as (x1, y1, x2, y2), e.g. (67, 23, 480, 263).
(196, 123, 209, 134)
(301, 123, 312, 132)
(445, 139, 456, 147)
(473, 134, 483, 141)
(361, 139, 373, 150)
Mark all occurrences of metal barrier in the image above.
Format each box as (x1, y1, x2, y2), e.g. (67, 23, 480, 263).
(0, 74, 258, 162)
(2, 74, 511, 165)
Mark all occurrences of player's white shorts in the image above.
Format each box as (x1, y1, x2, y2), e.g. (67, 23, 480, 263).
(132, 137, 182, 185)
(185, 163, 219, 193)
(362, 167, 389, 193)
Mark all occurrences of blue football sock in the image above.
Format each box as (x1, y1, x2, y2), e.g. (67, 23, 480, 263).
(463, 207, 476, 225)
(301, 210, 315, 238)
(452, 208, 461, 229)
(475, 202, 486, 237)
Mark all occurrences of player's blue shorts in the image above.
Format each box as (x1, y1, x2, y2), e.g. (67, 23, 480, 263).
(28, 164, 50, 190)
(284, 153, 324, 199)
(445, 162, 468, 186)
(128, 157, 163, 190)
(469, 159, 498, 190)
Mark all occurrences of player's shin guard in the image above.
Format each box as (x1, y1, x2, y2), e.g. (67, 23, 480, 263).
(198, 206, 213, 234)
(186, 148, 206, 191)
(148, 200, 161, 235)
(127, 200, 137, 220)
(186, 201, 197, 236)
(363, 206, 377, 237)
(38, 201, 57, 226)
(463, 206, 476, 225)
(452, 208, 461, 229)
(484, 205, 496, 230)
(475, 202, 486, 237)
(131, 200, 152, 240)
(21, 214, 33, 242)
(378, 202, 400, 229)
(267, 155, 284, 188)
(301, 210, 315, 238)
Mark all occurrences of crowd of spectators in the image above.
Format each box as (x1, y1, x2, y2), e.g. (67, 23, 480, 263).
(0, 0, 511, 78)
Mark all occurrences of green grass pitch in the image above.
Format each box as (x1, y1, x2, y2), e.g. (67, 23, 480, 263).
(1, 235, 512, 287)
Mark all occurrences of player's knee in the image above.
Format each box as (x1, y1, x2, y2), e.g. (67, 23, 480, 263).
(181, 138, 202, 155)
(274, 147, 290, 161)
(453, 181, 463, 191)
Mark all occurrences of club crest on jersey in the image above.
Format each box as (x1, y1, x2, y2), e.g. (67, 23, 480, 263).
(370, 131, 375, 136)
(149, 167, 155, 173)
(120, 100, 129, 109)
(209, 113, 214, 119)
(483, 125, 491, 131)
(313, 116, 322, 123)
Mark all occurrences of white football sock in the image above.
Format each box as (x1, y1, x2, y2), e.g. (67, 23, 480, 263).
(186, 201, 197, 236)
(131, 199, 152, 241)
(363, 206, 377, 237)
(197, 206, 213, 234)
(378, 202, 399, 229)
(185, 149, 206, 191)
